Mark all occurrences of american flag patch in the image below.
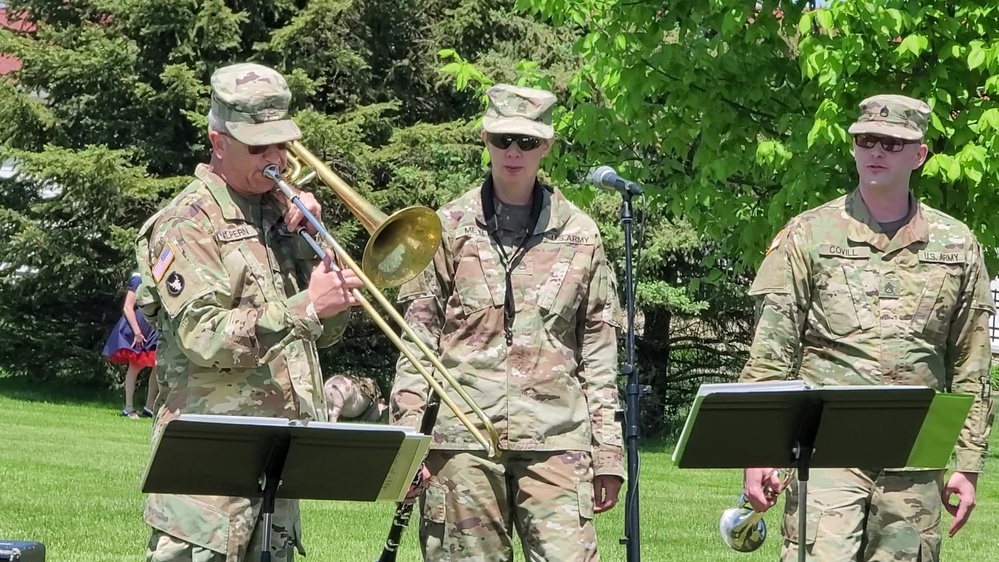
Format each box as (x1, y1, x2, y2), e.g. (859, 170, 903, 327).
(152, 243, 176, 283)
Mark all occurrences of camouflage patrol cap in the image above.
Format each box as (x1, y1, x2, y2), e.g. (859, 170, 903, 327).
(482, 84, 557, 139)
(210, 63, 302, 146)
(847, 94, 931, 141)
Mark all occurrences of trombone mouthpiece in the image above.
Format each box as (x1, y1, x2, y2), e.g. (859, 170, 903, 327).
(263, 164, 282, 180)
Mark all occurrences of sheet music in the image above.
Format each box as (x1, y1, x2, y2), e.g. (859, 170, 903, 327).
(693, 380, 807, 397)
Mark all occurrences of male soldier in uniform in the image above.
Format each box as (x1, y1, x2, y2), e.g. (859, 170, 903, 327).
(740, 94, 994, 561)
(389, 84, 625, 562)
(133, 62, 364, 562)
(323, 374, 387, 422)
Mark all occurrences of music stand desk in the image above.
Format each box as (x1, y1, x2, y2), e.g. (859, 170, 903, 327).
(672, 382, 972, 562)
(141, 414, 431, 561)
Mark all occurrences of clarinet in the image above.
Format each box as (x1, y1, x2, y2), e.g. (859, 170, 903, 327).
(376, 392, 442, 562)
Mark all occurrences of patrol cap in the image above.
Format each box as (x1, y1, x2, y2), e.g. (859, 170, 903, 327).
(210, 62, 302, 146)
(482, 84, 557, 139)
(847, 94, 931, 141)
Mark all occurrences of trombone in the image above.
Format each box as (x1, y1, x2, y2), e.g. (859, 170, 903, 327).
(263, 140, 500, 459)
(719, 468, 795, 552)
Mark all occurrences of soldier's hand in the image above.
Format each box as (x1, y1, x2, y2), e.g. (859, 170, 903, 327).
(283, 191, 322, 235)
(593, 475, 623, 513)
(743, 467, 783, 513)
(307, 258, 364, 318)
(943, 471, 978, 537)
(402, 465, 432, 505)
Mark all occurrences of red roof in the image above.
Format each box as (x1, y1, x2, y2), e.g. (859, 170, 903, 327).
(0, 55, 21, 74)
(0, 7, 34, 76)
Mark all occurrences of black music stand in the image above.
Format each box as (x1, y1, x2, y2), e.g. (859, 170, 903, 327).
(672, 382, 972, 562)
(141, 414, 430, 561)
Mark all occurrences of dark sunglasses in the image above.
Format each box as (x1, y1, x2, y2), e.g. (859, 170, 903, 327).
(486, 133, 543, 151)
(247, 142, 288, 155)
(853, 134, 918, 153)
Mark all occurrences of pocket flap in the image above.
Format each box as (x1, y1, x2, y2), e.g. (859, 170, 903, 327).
(537, 245, 586, 322)
(144, 493, 231, 554)
(781, 499, 822, 546)
(576, 481, 595, 521)
(454, 240, 504, 314)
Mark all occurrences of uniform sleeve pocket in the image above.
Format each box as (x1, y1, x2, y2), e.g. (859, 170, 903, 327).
(158, 249, 217, 320)
(422, 480, 447, 524)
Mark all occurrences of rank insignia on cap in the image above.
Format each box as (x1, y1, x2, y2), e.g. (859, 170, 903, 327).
(766, 228, 785, 255)
(152, 243, 176, 283)
(165, 272, 185, 296)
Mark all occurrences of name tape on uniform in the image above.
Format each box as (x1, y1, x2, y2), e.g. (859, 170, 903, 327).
(818, 244, 871, 259)
(216, 225, 259, 243)
(454, 225, 591, 245)
(918, 251, 965, 264)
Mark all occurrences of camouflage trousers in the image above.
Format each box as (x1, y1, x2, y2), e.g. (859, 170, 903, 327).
(419, 449, 598, 562)
(145, 497, 303, 562)
(780, 468, 944, 562)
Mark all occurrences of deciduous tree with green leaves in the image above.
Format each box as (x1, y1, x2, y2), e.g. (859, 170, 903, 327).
(514, 0, 999, 273)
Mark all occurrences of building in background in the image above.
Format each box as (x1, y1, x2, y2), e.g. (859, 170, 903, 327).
(0, 2, 33, 76)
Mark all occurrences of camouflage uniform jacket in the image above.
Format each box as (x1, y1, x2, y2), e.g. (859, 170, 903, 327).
(390, 179, 625, 478)
(740, 188, 995, 473)
(133, 164, 350, 559)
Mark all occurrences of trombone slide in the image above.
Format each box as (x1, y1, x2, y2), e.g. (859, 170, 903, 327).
(262, 162, 501, 459)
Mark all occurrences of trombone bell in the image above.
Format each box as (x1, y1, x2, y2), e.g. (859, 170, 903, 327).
(282, 141, 442, 289)
(365, 206, 442, 290)
(719, 469, 795, 553)
(719, 494, 768, 552)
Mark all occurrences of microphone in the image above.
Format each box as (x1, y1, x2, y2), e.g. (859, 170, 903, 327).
(587, 165, 643, 196)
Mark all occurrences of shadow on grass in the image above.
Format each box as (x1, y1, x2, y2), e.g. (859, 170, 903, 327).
(0, 374, 125, 408)
(0, 374, 684, 457)
(635, 439, 677, 455)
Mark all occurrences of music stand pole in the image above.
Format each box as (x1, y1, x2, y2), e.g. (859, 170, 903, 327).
(259, 435, 292, 562)
(793, 401, 822, 562)
(616, 188, 643, 562)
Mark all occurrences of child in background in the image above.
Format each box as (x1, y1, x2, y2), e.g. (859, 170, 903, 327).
(102, 271, 159, 419)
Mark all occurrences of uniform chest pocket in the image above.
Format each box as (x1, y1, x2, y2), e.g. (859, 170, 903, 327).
(813, 260, 876, 337)
(452, 237, 504, 317)
(220, 241, 272, 307)
(910, 262, 964, 338)
(536, 244, 589, 325)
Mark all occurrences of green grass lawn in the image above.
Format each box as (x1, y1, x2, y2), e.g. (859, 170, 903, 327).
(1, 378, 997, 561)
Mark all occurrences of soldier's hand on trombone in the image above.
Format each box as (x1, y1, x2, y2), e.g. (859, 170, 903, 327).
(402, 464, 432, 505)
(307, 251, 364, 318)
(742, 467, 784, 513)
(277, 190, 322, 236)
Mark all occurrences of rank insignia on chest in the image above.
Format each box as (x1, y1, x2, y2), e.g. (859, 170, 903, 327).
(879, 276, 901, 299)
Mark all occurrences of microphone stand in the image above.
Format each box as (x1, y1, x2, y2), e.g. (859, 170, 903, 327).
(616, 187, 644, 562)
